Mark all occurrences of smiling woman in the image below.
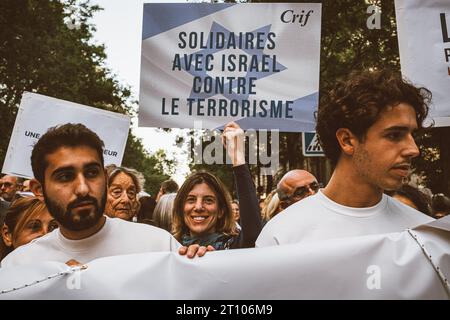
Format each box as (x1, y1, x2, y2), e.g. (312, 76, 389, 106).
(172, 171, 239, 250)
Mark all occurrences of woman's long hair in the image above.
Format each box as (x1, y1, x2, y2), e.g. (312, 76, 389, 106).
(172, 171, 237, 241)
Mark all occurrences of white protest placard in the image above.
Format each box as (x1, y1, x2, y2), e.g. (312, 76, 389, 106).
(2, 92, 131, 178)
(139, 3, 321, 132)
(395, 0, 450, 126)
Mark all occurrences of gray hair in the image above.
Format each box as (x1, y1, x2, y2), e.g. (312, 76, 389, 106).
(153, 193, 176, 233)
(105, 165, 145, 193)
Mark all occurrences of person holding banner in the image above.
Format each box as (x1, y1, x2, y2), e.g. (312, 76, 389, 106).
(172, 122, 262, 250)
(1, 124, 211, 267)
(257, 69, 435, 247)
(172, 171, 238, 250)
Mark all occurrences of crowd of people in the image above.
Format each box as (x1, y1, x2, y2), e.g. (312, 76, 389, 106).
(0, 69, 449, 269)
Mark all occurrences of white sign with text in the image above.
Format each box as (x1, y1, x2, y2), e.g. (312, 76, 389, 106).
(2, 92, 130, 178)
(395, 0, 450, 126)
(139, 3, 322, 132)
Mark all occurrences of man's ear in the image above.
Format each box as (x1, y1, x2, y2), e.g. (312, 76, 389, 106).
(30, 179, 44, 201)
(336, 128, 358, 156)
(1, 224, 13, 248)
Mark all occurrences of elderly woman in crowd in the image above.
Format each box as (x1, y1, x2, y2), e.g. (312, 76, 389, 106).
(1, 197, 58, 262)
(105, 165, 144, 222)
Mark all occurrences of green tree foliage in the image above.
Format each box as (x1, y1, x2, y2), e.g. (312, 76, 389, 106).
(413, 127, 450, 195)
(122, 135, 174, 196)
(0, 0, 170, 195)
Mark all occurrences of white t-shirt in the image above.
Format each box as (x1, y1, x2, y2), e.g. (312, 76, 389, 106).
(1, 216, 181, 267)
(256, 190, 434, 247)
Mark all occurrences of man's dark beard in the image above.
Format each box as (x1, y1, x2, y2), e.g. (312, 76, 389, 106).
(44, 189, 106, 231)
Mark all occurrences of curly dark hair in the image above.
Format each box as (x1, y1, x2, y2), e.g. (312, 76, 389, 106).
(316, 69, 431, 164)
(31, 123, 105, 183)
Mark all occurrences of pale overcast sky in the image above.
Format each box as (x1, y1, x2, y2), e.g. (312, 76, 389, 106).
(90, 0, 191, 184)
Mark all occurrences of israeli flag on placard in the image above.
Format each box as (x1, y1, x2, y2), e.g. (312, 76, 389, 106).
(139, 3, 321, 132)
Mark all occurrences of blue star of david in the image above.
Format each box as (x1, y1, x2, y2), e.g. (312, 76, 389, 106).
(182, 22, 287, 102)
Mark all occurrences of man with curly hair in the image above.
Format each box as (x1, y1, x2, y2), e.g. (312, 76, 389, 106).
(257, 69, 434, 247)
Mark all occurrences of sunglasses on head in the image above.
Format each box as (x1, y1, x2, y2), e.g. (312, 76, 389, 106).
(278, 181, 320, 203)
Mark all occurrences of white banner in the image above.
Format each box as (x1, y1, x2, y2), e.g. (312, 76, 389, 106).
(2, 92, 131, 178)
(139, 3, 321, 132)
(395, 0, 450, 126)
(0, 216, 449, 299)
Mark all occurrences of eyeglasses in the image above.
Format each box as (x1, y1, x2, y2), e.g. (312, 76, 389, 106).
(0, 182, 14, 188)
(277, 181, 320, 205)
